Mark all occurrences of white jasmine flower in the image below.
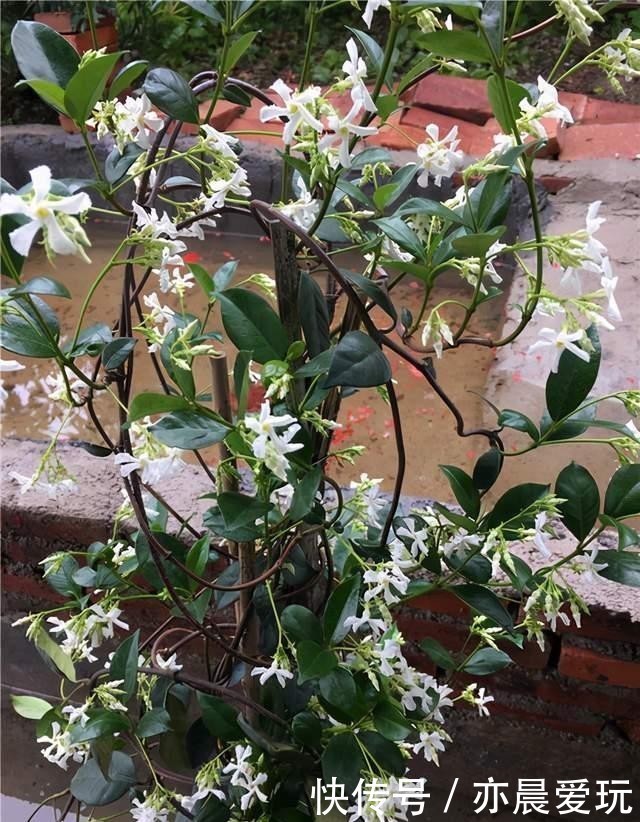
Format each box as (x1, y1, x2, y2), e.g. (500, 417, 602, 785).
(279, 179, 321, 231)
(270, 483, 295, 513)
(118, 93, 164, 150)
(251, 659, 294, 688)
(37, 721, 89, 770)
(554, 0, 603, 44)
(199, 124, 239, 158)
(131, 790, 171, 822)
(518, 77, 573, 139)
(61, 702, 91, 726)
(362, 0, 391, 29)
(342, 38, 376, 112)
(625, 420, 640, 441)
(600, 258, 621, 322)
(421, 309, 454, 358)
(528, 326, 589, 372)
(222, 745, 269, 811)
(416, 123, 464, 188)
(245, 401, 303, 481)
(349, 472, 386, 528)
(363, 563, 410, 606)
(202, 165, 251, 209)
(10, 470, 76, 497)
(0, 166, 91, 259)
(319, 102, 378, 168)
(396, 518, 430, 559)
(344, 608, 388, 638)
(156, 652, 183, 672)
(532, 512, 552, 558)
(260, 79, 324, 145)
(111, 541, 136, 567)
(474, 686, 494, 717)
(413, 729, 447, 765)
(576, 546, 608, 581)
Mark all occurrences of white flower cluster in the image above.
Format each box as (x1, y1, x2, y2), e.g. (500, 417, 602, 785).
(223, 744, 269, 812)
(554, 0, 603, 44)
(87, 93, 163, 153)
(244, 401, 304, 481)
(415, 124, 464, 188)
(47, 600, 129, 662)
(114, 418, 185, 485)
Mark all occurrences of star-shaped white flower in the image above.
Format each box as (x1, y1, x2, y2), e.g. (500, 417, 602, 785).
(260, 79, 324, 145)
(528, 327, 589, 372)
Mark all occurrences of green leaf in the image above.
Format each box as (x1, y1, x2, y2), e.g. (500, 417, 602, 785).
(219, 289, 288, 364)
(484, 483, 549, 537)
(186, 534, 211, 586)
(67, 322, 112, 357)
(598, 551, 640, 587)
(128, 392, 192, 422)
(545, 325, 600, 421)
(217, 492, 272, 531)
(292, 711, 322, 747)
(395, 197, 466, 225)
(498, 408, 539, 440)
(604, 464, 640, 519)
(181, 0, 224, 22)
(108, 60, 149, 99)
(102, 337, 136, 370)
(16, 78, 68, 113)
(69, 710, 129, 743)
(341, 270, 397, 322)
(289, 467, 323, 522)
(143, 67, 199, 124)
(281, 605, 324, 646)
(150, 410, 228, 449)
(1, 295, 59, 358)
(213, 259, 239, 292)
(324, 331, 391, 389)
(419, 30, 492, 63)
(463, 647, 511, 675)
(472, 447, 503, 493)
(64, 52, 122, 123)
(481, 0, 506, 57)
(359, 731, 405, 777)
(372, 702, 412, 741)
(452, 227, 505, 258)
(419, 637, 456, 669)
(321, 732, 365, 796)
(599, 515, 639, 549)
(109, 631, 140, 701)
(541, 403, 596, 442)
(33, 625, 76, 682)
(233, 349, 252, 418)
(11, 21, 79, 87)
(12, 276, 70, 299)
(299, 271, 330, 358)
(373, 216, 425, 260)
(452, 583, 513, 627)
(555, 462, 600, 541)
(350, 147, 392, 169)
(487, 75, 529, 133)
(198, 693, 241, 741)
(70, 752, 136, 806)
(11, 694, 52, 720)
(223, 30, 259, 73)
(439, 464, 481, 518)
(137, 707, 171, 738)
(323, 573, 361, 643)
(297, 641, 338, 684)
(104, 142, 145, 185)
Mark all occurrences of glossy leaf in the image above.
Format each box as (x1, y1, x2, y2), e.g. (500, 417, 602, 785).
(297, 641, 338, 683)
(299, 271, 330, 358)
(373, 217, 425, 260)
(472, 447, 503, 493)
(198, 693, 241, 741)
(217, 492, 272, 531)
(150, 410, 228, 449)
(16, 78, 67, 113)
(69, 710, 129, 743)
(487, 75, 530, 133)
(323, 573, 361, 643)
(137, 708, 171, 738)
(321, 732, 365, 796)
(419, 637, 456, 669)
(598, 551, 640, 587)
(144, 67, 199, 124)
(11, 21, 79, 87)
(109, 630, 140, 701)
(64, 52, 122, 123)
(484, 483, 549, 537)
(219, 289, 289, 363)
(11, 695, 52, 720)
(102, 337, 136, 370)
(70, 752, 136, 806)
(289, 467, 323, 522)
(453, 583, 513, 627)
(67, 323, 112, 357)
(555, 462, 600, 540)
(12, 276, 70, 299)
(108, 60, 149, 99)
(604, 464, 640, 519)
(128, 392, 192, 422)
(545, 325, 600, 421)
(463, 647, 511, 675)
(341, 270, 397, 321)
(324, 331, 391, 389)
(282, 605, 324, 646)
(223, 30, 259, 73)
(419, 30, 492, 63)
(440, 464, 481, 518)
(104, 143, 145, 185)
(498, 408, 539, 440)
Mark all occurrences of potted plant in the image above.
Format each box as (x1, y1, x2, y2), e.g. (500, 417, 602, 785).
(33, 1, 117, 53)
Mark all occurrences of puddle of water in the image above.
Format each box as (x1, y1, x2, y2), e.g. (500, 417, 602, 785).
(2, 220, 507, 501)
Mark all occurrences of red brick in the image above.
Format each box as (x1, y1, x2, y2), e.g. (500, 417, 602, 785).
(1, 571, 63, 604)
(555, 607, 640, 644)
(487, 701, 605, 737)
(407, 75, 492, 125)
(396, 613, 468, 652)
(507, 639, 551, 670)
(581, 97, 640, 125)
(366, 123, 425, 152)
(536, 679, 640, 719)
(407, 590, 469, 619)
(558, 91, 588, 123)
(180, 100, 245, 135)
(558, 644, 640, 688)
(539, 175, 574, 194)
(618, 719, 640, 744)
(558, 121, 640, 160)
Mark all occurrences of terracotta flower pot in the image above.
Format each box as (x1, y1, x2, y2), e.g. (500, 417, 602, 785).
(34, 10, 74, 33)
